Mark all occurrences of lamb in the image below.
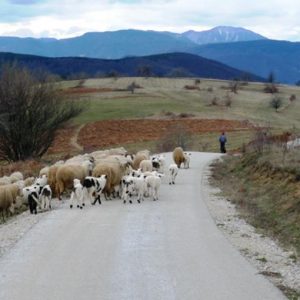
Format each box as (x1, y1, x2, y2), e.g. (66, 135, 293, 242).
(145, 174, 162, 201)
(173, 147, 186, 168)
(132, 175, 147, 203)
(56, 160, 94, 200)
(121, 177, 135, 204)
(70, 179, 84, 209)
(183, 152, 191, 169)
(23, 185, 42, 214)
(168, 164, 179, 185)
(82, 175, 107, 205)
(34, 174, 48, 187)
(151, 154, 165, 173)
(0, 183, 22, 221)
(39, 185, 52, 210)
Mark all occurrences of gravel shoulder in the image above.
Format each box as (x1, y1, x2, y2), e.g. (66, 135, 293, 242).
(203, 161, 300, 298)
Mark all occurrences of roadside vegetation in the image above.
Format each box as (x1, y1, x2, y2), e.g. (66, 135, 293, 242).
(210, 135, 300, 258)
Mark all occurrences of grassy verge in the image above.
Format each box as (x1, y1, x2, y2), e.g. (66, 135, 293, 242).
(210, 146, 300, 257)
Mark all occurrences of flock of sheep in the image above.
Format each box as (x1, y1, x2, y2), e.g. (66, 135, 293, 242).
(0, 146, 191, 221)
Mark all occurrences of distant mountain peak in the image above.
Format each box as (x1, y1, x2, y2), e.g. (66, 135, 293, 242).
(183, 26, 267, 45)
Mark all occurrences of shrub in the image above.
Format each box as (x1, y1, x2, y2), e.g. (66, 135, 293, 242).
(211, 97, 219, 106)
(270, 96, 283, 112)
(290, 94, 297, 102)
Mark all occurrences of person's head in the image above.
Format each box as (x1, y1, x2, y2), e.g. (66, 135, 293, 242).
(221, 132, 225, 135)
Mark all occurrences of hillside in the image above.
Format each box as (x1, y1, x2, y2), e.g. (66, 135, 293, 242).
(0, 52, 263, 81)
(193, 39, 300, 84)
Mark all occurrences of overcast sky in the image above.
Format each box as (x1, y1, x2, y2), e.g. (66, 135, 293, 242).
(0, 0, 300, 41)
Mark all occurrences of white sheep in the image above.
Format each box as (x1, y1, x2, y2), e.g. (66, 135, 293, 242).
(39, 185, 52, 210)
(83, 175, 107, 205)
(183, 152, 191, 169)
(145, 174, 163, 201)
(22, 184, 42, 214)
(121, 176, 134, 204)
(34, 174, 48, 187)
(168, 164, 179, 185)
(70, 179, 84, 209)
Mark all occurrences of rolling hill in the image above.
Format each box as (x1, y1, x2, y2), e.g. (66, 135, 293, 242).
(193, 39, 300, 83)
(0, 52, 264, 81)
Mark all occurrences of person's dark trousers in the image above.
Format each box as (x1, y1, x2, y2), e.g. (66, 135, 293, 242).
(220, 142, 226, 153)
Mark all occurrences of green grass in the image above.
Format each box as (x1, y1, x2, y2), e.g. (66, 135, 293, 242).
(64, 77, 300, 131)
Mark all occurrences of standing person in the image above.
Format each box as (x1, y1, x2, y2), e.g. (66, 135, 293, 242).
(219, 132, 227, 153)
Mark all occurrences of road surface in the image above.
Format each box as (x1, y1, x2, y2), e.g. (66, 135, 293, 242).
(0, 152, 286, 300)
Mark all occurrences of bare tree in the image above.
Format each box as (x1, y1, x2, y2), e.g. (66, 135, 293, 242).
(127, 81, 138, 94)
(137, 65, 152, 78)
(157, 123, 191, 152)
(264, 71, 278, 93)
(229, 80, 239, 94)
(0, 64, 84, 161)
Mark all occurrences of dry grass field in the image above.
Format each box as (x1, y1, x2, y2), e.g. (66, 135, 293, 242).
(48, 77, 300, 156)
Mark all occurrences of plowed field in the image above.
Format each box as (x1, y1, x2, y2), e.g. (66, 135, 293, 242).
(48, 118, 253, 155)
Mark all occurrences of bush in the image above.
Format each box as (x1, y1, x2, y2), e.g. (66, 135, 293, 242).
(290, 94, 297, 102)
(270, 96, 283, 112)
(210, 97, 219, 106)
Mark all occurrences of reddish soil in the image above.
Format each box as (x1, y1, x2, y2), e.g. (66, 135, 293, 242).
(46, 118, 254, 156)
(62, 87, 114, 94)
(77, 119, 253, 150)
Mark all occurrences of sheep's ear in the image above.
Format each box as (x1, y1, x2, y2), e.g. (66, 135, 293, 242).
(122, 179, 125, 184)
(104, 175, 108, 179)
(143, 175, 146, 179)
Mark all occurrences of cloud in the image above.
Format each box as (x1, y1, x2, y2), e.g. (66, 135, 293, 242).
(0, 0, 300, 40)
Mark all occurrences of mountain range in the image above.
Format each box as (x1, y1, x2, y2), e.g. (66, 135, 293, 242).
(0, 26, 299, 83)
(0, 52, 263, 82)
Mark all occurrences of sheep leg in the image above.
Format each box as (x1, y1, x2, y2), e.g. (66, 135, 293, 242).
(70, 191, 75, 209)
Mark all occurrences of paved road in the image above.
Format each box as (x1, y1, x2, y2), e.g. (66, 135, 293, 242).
(0, 152, 286, 300)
